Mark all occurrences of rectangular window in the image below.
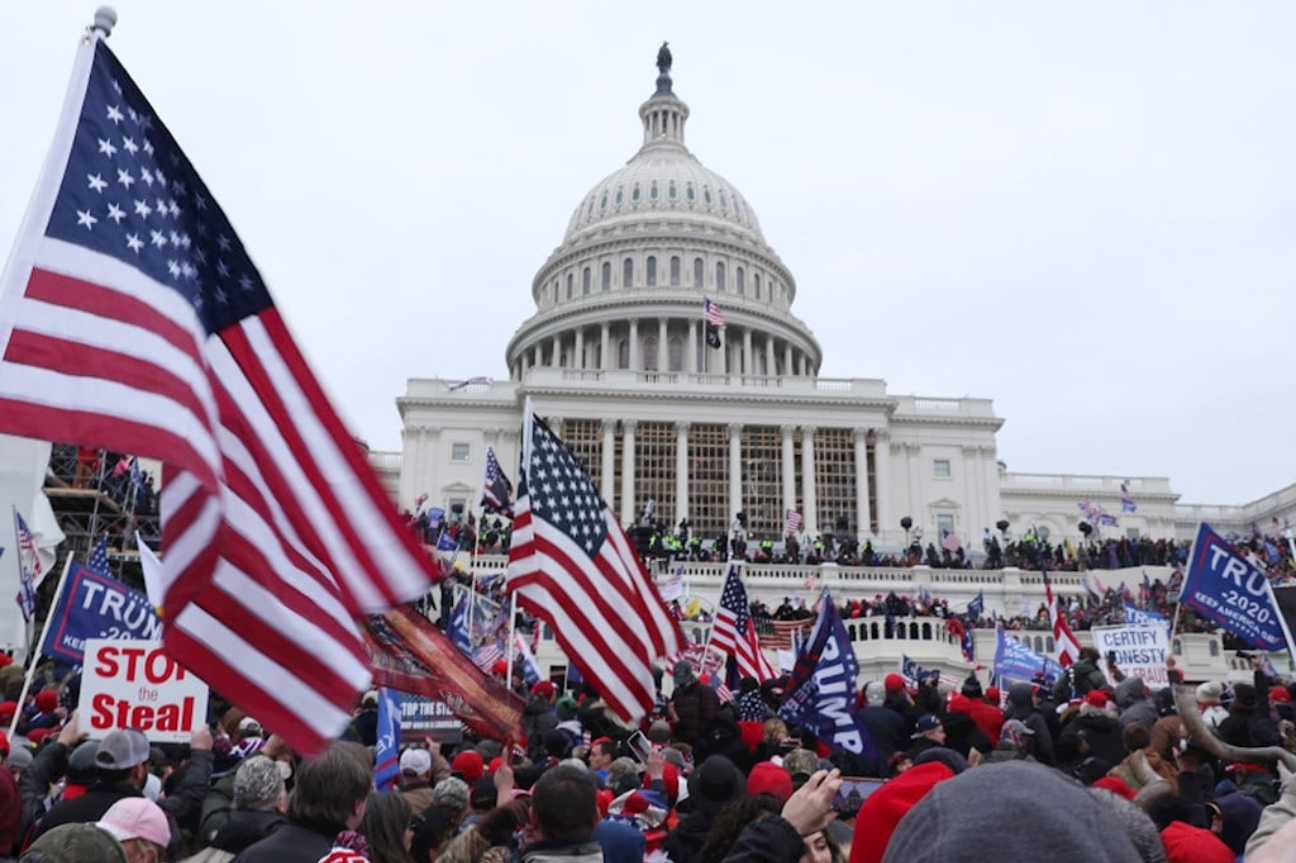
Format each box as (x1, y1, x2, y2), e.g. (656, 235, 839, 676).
(451, 443, 471, 462)
(937, 514, 954, 536)
(933, 459, 951, 478)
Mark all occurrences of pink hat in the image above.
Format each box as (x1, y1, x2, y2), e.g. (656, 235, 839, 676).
(97, 797, 170, 847)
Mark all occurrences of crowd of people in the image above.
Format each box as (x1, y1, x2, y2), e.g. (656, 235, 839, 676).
(4, 640, 1296, 863)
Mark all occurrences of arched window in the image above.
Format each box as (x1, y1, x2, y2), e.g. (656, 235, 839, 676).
(617, 339, 629, 369)
(646, 256, 657, 287)
(650, 181, 659, 200)
(704, 187, 712, 205)
(601, 262, 611, 291)
(632, 184, 641, 202)
(582, 267, 591, 295)
(615, 187, 623, 205)
(643, 336, 659, 371)
(600, 192, 607, 210)
(623, 258, 633, 288)
(566, 273, 573, 298)
(686, 184, 695, 201)
(669, 182, 677, 199)
(670, 256, 681, 286)
(736, 267, 746, 296)
(668, 337, 683, 371)
(715, 262, 726, 292)
(719, 191, 728, 210)
(754, 273, 762, 299)
(693, 258, 704, 288)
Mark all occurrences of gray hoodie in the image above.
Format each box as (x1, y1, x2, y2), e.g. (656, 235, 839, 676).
(1115, 678, 1158, 730)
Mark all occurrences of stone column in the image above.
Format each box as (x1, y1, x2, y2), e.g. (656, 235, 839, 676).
(873, 429, 892, 532)
(728, 422, 742, 524)
(551, 334, 561, 367)
(520, 353, 530, 376)
(629, 320, 640, 371)
(798, 353, 807, 376)
(620, 419, 637, 526)
(906, 442, 922, 530)
(687, 319, 698, 374)
(574, 328, 584, 370)
(658, 318, 668, 373)
(765, 338, 776, 378)
(742, 328, 753, 377)
(600, 322, 610, 371)
(531, 344, 541, 368)
(963, 444, 980, 540)
(783, 343, 793, 377)
(802, 426, 818, 535)
(781, 424, 796, 520)
(601, 419, 616, 505)
(854, 427, 871, 539)
(675, 421, 690, 523)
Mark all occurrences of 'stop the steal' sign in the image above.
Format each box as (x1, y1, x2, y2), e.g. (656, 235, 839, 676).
(78, 638, 209, 743)
(1181, 523, 1289, 652)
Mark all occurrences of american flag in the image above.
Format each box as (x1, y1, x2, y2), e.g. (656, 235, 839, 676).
(87, 533, 111, 577)
(481, 446, 514, 518)
(784, 509, 802, 537)
(507, 413, 683, 722)
(14, 511, 40, 622)
(1119, 482, 1138, 513)
(756, 617, 813, 651)
(0, 38, 440, 753)
(712, 564, 777, 680)
(1042, 565, 1080, 668)
(703, 297, 726, 328)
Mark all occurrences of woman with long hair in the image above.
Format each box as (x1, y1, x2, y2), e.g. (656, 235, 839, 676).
(361, 792, 415, 863)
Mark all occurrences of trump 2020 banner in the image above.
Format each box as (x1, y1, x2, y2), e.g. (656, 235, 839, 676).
(993, 629, 1064, 686)
(1181, 523, 1288, 652)
(41, 563, 162, 664)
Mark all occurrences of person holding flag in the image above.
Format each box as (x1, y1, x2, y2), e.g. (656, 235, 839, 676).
(710, 563, 776, 685)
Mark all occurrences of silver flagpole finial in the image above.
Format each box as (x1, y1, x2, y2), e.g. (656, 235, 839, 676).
(91, 6, 118, 38)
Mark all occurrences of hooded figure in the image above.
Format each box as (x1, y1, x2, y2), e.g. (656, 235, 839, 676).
(1115, 678, 1158, 731)
(1005, 683, 1055, 765)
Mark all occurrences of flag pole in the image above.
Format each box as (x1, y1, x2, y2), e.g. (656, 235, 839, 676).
(9, 553, 74, 738)
(505, 400, 534, 691)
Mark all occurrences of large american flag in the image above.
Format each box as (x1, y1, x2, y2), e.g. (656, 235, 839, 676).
(0, 37, 440, 753)
(784, 509, 803, 537)
(1043, 566, 1080, 668)
(703, 297, 726, 328)
(507, 413, 683, 722)
(711, 564, 776, 681)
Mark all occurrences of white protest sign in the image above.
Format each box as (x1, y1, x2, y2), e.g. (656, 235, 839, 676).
(1091, 625, 1170, 688)
(78, 638, 209, 743)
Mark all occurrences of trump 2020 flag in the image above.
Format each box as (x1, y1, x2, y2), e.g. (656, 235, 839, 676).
(779, 591, 875, 758)
(1180, 523, 1288, 652)
(374, 688, 401, 792)
(0, 32, 441, 754)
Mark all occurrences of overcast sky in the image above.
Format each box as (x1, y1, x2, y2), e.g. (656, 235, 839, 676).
(3, 3, 1294, 507)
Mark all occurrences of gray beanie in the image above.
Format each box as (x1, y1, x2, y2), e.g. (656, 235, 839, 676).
(233, 755, 284, 809)
(882, 761, 1143, 863)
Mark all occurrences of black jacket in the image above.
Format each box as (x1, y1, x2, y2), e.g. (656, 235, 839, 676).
(211, 810, 288, 855)
(718, 815, 804, 863)
(232, 819, 342, 863)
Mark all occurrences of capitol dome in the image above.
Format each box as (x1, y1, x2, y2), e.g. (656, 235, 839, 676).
(506, 50, 821, 382)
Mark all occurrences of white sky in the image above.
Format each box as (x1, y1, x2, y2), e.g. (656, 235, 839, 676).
(3, 3, 1294, 507)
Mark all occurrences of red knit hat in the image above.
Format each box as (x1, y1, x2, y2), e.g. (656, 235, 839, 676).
(985, 686, 1000, 703)
(854, 762, 955, 863)
(1160, 821, 1233, 863)
(0, 702, 16, 725)
(531, 680, 555, 699)
(452, 750, 485, 782)
(34, 689, 59, 713)
(746, 761, 793, 801)
(1270, 687, 1292, 705)
(1085, 690, 1109, 709)
(884, 673, 906, 693)
(491, 660, 508, 675)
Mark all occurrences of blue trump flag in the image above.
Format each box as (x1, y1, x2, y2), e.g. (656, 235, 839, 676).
(967, 592, 985, 621)
(778, 592, 876, 759)
(1181, 523, 1288, 652)
(1124, 602, 1168, 630)
(993, 629, 1064, 686)
(374, 687, 402, 791)
(449, 594, 471, 656)
(41, 562, 162, 664)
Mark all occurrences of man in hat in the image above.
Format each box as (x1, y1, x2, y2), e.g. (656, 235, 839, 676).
(667, 661, 718, 748)
(908, 715, 946, 759)
(33, 713, 212, 854)
(398, 748, 437, 818)
(522, 681, 558, 761)
(662, 756, 746, 863)
(203, 755, 289, 857)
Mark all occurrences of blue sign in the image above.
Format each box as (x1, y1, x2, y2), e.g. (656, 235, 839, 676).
(993, 629, 1064, 686)
(779, 592, 875, 758)
(41, 563, 162, 664)
(1123, 602, 1169, 631)
(1181, 523, 1287, 652)
(374, 688, 401, 791)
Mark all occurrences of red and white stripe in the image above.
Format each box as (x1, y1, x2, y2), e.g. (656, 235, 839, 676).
(1044, 572, 1080, 668)
(713, 610, 777, 682)
(0, 42, 440, 754)
(508, 499, 683, 724)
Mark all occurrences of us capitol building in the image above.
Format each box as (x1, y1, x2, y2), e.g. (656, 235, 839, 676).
(370, 50, 1295, 683)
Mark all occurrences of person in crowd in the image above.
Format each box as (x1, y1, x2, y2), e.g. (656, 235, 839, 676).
(1115, 678, 1158, 731)
(19, 822, 127, 863)
(906, 715, 945, 760)
(668, 661, 719, 748)
(718, 769, 842, 863)
(1053, 647, 1107, 702)
(855, 682, 905, 778)
(194, 755, 288, 860)
(515, 766, 602, 863)
(96, 798, 169, 863)
(663, 755, 746, 863)
(1219, 683, 1281, 750)
(233, 742, 372, 863)
(1056, 689, 1124, 771)
(586, 739, 618, 781)
(1004, 683, 1054, 766)
(396, 750, 436, 819)
(521, 682, 558, 760)
(356, 793, 414, 863)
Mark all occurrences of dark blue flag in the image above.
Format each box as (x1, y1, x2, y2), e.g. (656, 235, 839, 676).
(1181, 523, 1288, 652)
(779, 592, 875, 758)
(967, 592, 984, 621)
(41, 562, 162, 664)
(374, 687, 401, 791)
(992, 629, 1063, 686)
(449, 594, 471, 655)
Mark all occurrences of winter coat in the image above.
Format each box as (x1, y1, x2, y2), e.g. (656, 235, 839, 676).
(1052, 657, 1107, 702)
(521, 699, 558, 759)
(1055, 710, 1124, 770)
(718, 815, 805, 863)
(231, 819, 341, 863)
(1114, 679, 1158, 730)
(1005, 683, 1055, 766)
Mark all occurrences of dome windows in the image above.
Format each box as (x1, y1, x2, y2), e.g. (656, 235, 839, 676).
(736, 266, 745, 296)
(669, 182, 677, 200)
(669, 337, 684, 372)
(600, 192, 608, 211)
(601, 262, 611, 291)
(632, 184, 641, 202)
(703, 187, 712, 205)
(646, 256, 657, 287)
(615, 187, 624, 205)
(623, 258, 634, 288)
(693, 257, 704, 288)
(686, 184, 695, 201)
(566, 273, 574, 299)
(582, 266, 591, 295)
(716, 262, 726, 291)
(586, 198, 594, 217)
(670, 256, 681, 286)
(643, 336, 658, 372)
(650, 181, 659, 200)
(719, 191, 728, 211)
(754, 273, 762, 300)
